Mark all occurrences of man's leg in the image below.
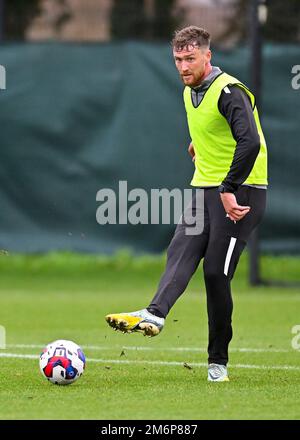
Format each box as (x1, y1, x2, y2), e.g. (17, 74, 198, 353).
(148, 190, 209, 318)
(203, 187, 266, 366)
(106, 190, 209, 335)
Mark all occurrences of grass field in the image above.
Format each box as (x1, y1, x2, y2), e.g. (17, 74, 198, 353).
(0, 252, 300, 420)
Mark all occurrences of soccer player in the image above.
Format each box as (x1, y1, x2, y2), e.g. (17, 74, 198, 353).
(105, 26, 268, 382)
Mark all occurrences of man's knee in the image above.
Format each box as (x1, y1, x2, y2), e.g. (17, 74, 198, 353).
(203, 264, 226, 284)
(166, 226, 201, 260)
(204, 238, 246, 281)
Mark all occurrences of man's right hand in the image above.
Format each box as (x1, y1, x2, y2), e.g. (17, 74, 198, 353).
(188, 142, 195, 162)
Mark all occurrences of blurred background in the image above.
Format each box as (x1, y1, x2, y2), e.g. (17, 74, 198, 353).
(0, 0, 299, 284)
(1, 2, 300, 421)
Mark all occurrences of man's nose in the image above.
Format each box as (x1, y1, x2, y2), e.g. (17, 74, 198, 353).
(181, 61, 189, 72)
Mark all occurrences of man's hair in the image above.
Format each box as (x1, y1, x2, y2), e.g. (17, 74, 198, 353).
(172, 26, 210, 51)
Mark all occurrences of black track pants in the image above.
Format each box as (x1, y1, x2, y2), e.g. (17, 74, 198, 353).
(148, 186, 266, 365)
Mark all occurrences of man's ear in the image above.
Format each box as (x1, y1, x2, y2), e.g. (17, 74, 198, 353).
(206, 49, 212, 63)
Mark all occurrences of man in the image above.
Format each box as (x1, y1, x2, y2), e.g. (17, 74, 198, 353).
(105, 26, 267, 382)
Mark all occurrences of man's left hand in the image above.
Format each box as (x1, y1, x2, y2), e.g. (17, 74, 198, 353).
(220, 192, 250, 222)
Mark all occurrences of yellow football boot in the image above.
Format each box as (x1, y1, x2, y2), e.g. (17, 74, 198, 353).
(105, 308, 164, 337)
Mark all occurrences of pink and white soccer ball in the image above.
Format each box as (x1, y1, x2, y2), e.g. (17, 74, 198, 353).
(39, 339, 86, 385)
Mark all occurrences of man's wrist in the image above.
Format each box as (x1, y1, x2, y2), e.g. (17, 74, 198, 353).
(218, 179, 239, 193)
(218, 184, 235, 194)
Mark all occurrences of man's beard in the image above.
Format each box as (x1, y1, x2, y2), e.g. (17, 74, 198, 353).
(181, 73, 202, 87)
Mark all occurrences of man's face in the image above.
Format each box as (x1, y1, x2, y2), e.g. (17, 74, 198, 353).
(173, 45, 211, 87)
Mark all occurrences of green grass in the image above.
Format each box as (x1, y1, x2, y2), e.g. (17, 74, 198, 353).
(0, 252, 300, 420)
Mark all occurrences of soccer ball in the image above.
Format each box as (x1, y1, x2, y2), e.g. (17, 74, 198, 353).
(39, 339, 86, 385)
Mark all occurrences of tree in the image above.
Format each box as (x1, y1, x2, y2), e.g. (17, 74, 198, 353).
(221, 0, 300, 44)
(110, 0, 180, 40)
(4, 0, 43, 40)
(264, 0, 300, 42)
(3, 0, 71, 40)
